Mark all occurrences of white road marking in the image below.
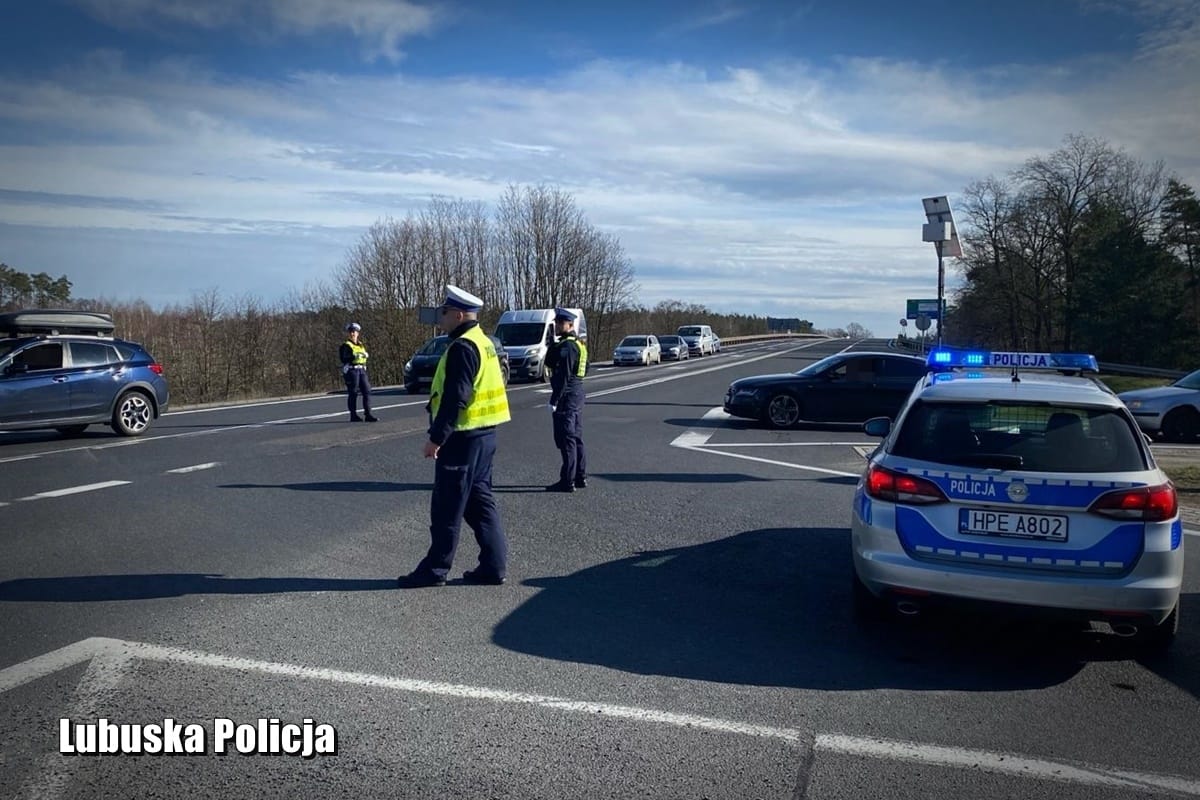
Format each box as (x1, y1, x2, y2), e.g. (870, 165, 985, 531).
(15, 652, 131, 800)
(166, 462, 221, 474)
(670, 408, 859, 477)
(3, 638, 1199, 796)
(16, 481, 130, 500)
(700, 441, 870, 447)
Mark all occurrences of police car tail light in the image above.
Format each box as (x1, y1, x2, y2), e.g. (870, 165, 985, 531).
(865, 465, 947, 505)
(1088, 484, 1178, 521)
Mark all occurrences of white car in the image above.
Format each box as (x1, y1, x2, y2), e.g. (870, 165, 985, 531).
(852, 349, 1182, 653)
(1118, 367, 1200, 442)
(613, 335, 661, 366)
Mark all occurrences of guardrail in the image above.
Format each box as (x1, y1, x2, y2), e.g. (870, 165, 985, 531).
(718, 333, 829, 346)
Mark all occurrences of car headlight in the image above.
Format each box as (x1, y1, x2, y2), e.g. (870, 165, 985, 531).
(732, 388, 758, 399)
(403, 361, 412, 374)
(1126, 400, 1143, 409)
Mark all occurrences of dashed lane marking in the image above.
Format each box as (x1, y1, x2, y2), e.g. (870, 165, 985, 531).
(166, 463, 221, 474)
(16, 481, 131, 501)
(2, 638, 1199, 796)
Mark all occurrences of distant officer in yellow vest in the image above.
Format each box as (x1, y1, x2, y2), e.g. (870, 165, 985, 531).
(340, 323, 378, 422)
(545, 307, 588, 492)
(398, 285, 511, 588)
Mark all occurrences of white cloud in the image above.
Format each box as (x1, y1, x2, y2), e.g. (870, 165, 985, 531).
(2, 11, 1199, 329)
(68, 0, 442, 62)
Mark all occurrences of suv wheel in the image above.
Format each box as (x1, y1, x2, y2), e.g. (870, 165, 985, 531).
(111, 390, 154, 436)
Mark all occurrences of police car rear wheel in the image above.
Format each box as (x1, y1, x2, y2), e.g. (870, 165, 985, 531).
(765, 393, 801, 428)
(1133, 602, 1178, 655)
(1161, 408, 1200, 443)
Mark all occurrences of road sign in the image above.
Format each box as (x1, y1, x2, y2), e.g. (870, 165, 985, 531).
(915, 314, 931, 331)
(906, 299, 942, 320)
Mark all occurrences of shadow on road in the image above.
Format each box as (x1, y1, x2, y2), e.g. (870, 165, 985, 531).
(0, 574, 397, 602)
(494, 526, 1198, 693)
(220, 481, 428, 492)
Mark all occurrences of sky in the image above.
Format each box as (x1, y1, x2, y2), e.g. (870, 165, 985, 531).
(1, 0, 1198, 337)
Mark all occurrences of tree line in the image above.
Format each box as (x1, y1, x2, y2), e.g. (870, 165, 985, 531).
(2, 185, 825, 406)
(951, 134, 1200, 368)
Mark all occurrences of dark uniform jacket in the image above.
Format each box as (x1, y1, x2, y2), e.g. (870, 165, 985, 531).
(427, 321, 485, 446)
(548, 333, 586, 413)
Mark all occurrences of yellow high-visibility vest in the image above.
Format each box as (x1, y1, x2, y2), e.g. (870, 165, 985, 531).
(429, 325, 511, 430)
(344, 340, 368, 366)
(573, 338, 588, 377)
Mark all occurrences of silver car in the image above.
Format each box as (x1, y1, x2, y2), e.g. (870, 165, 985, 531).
(852, 350, 1182, 653)
(612, 335, 661, 366)
(1118, 367, 1200, 442)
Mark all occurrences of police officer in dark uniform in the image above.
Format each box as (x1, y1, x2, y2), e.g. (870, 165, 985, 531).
(340, 322, 378, 422)
(397, 285, 511, 588)
(545, 307, 588, 492)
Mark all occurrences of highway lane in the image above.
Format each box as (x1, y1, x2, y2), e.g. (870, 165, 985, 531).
(2, 338, 1198, 799)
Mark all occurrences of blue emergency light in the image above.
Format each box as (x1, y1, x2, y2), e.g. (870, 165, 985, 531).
(927, 349, 1099, 373)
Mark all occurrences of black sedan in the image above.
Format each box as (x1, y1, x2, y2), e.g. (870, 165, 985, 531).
(403, 334, 510, 394)
(724, 352, 927, 428)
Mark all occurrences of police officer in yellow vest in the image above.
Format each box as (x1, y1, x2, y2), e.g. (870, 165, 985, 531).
(340, 323, 378, 422)
(545, 307, 588, 492)
(397, 285, 512, 588)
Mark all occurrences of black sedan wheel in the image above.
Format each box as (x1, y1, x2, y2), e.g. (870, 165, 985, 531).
(1161, 408, 1200, 443)
(765, 393, 802, 428)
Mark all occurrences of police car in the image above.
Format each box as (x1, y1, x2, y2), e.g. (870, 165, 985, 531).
(851, 349, 1183, 652)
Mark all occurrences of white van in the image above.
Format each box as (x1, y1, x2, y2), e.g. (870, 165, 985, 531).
(676, 324, 716, 356)
(494, 308, 587, 382)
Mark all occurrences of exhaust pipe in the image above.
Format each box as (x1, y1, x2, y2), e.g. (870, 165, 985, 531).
(1110, 622, 1139, 638)
(895, 600, 922, 617)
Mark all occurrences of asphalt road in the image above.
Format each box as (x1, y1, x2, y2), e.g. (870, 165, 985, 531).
(2, 338, 1198, 800)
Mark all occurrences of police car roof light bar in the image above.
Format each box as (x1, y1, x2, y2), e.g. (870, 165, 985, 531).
(927, 349, 1099, 374)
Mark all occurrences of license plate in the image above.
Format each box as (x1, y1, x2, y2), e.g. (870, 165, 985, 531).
(958, 509, 1068, 542)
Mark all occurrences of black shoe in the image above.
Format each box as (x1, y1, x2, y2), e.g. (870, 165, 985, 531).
(545, 482, 575, 493)
(350, 415, 364, 422)
(364, 415, 379, 422)
(396, 571, 446, 588)
(574, 478, 587, 489)
(462, 569, 505, 586)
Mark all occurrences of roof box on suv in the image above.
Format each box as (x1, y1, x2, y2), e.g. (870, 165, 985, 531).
(0, 310, 115, 336)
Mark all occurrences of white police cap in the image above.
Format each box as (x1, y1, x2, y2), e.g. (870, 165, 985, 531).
(345, 322, 361, 332)
(444, 285, 484, 312)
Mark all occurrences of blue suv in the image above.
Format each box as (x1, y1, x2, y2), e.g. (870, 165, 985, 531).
(0, 310, 169, 436)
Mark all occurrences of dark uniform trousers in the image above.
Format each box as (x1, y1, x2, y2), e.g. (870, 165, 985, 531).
(553, 407, 587, 485)
(344, 367, 372, 416)
(417, 428, 507, 580)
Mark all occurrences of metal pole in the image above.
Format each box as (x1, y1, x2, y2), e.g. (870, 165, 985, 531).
(935, 239, 945, 348)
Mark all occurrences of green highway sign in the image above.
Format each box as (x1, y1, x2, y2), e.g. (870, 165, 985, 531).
(906, 298, 943, 320)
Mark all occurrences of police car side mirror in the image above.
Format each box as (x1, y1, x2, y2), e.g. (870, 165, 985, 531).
(863, 417, 891, 437)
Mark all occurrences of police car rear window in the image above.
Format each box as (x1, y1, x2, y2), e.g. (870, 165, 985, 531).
(891, 401, 1147, 473)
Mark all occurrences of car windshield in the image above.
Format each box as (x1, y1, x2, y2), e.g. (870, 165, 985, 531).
(659, 336, 680, 345)
(890, 401, 1147, 473)
(677, 327, 702, 336)
(620, 337, 648, 347)
(417, 337, 449, 356)
(1174, 368, 1200, 390)
(494, 323, 545, 347)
